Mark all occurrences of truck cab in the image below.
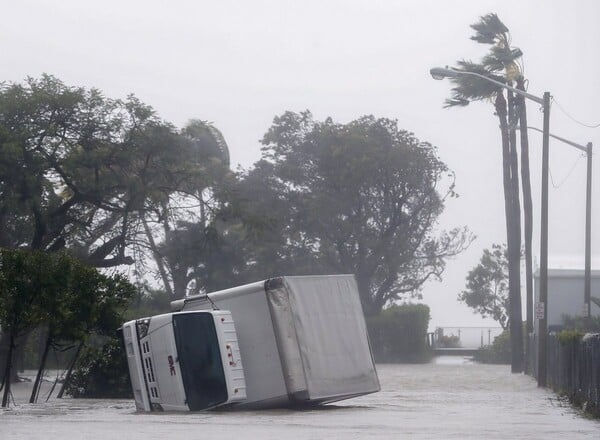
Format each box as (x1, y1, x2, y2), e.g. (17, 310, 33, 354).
(122, 310, 247, 411)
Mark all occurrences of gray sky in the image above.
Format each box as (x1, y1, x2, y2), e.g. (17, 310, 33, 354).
(2, 0, 599, 328)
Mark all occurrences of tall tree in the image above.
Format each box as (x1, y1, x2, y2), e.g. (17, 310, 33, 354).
(0, 249, 134, 407)
(233, 111, 472, 315)
(0, 75, 212, 268)
(443, 13, 525, 372)
(0, 248, 135, 407)
(459, 244, 510, 329)
(141, 119, 233, 299)
(0, 250, 49, 407)
(516, 76, 534, 373)
(28, 257, 135, 403)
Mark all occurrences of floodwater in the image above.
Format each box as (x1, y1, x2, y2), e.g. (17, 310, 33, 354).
(1, 358, 598, 439)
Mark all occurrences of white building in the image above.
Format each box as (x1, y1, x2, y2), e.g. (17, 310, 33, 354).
(534, 269, 600, 330)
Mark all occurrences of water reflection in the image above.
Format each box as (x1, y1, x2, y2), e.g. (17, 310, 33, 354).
(431, 355, 475, 365)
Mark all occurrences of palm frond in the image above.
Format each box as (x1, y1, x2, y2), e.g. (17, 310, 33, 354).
(470, 13, 509, 44)
(447, 60, 506, 101)
(443, 98, 470, 109)
(183, 119, 230, 167)
(482, 46, 523, 72)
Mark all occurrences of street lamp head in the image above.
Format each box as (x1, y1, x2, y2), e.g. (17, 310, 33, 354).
(430, 67, 460, 80)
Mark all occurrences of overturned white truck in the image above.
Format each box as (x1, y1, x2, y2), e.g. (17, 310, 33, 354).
(122, 274, 380, 412)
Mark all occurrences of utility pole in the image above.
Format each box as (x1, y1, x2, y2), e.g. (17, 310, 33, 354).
(584, 142, 593, 327)
(537, 91, 551, 387)
(521, 128, 593, 332)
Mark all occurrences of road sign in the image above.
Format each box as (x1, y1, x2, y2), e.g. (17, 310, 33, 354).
(535, 302, 545, 320)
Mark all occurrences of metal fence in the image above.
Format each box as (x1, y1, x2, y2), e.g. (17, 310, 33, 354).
(537, 333, 600, 413)
(431, 327, 504, 348)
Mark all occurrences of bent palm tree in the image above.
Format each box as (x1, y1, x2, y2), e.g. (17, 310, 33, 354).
(516, 76, 534, 373)
(143, 120, 232, 299)
(443, 13, 526, 372)
(480, 21, 534, 367)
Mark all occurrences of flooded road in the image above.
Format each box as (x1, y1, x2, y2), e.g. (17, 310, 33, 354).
(1, 358, 598, 439)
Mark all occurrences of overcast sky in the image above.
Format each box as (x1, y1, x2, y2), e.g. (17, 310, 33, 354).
(2, 0, 599, 329)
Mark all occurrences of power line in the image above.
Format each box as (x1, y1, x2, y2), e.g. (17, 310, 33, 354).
(552, 97, 600, 128)
(549, 153, 585, 189)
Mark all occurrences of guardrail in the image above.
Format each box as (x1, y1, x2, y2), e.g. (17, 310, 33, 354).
(428, 327, 504, 349)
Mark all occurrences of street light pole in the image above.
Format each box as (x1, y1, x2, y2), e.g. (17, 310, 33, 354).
(430, 66, 551, 386)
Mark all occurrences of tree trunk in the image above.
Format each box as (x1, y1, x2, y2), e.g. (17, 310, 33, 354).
(507, 90, 524, 373)
(356, 274, 377, 316)
(1, 332, 15, 408)
(143, 217, 174, 297)
(57, 341, 84, 399)
(496, 91, 523, 373)
(0, 332, 19, 384)
(29, 331, 52, 403)
(516, 77, 534, 374)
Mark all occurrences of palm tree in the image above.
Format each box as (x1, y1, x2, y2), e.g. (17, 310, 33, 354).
(479, 19, 534, 371)
(444, 13, 526, 372)
(516, 75, 534, 374)
(142, 120, 232, 299)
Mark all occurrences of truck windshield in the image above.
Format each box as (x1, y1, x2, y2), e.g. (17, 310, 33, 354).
(172, 313, 228, 411)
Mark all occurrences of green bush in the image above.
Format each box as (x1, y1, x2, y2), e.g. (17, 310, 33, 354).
(66, 338, 132, 398)
(556, 329, 584, 345)
(473, 330, 511, 364)
(436, 334, 461, 348)
(561, 314, 600, 333)
(366, 304, 432, 363)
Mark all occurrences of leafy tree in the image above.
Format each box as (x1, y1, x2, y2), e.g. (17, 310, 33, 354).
(0, 248, 135, 407)
(140, 120, 233, 299)
(35, 261, 135, 402)
(232, 111, 472, 315)
(0, 249, 51, 407)
(459, 244, 510, 330)
(441, 13, 526, 372)
(0, 75, 216, 269)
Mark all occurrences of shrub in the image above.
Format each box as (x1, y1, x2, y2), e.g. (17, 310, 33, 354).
(473, 330, 511, 364)
(366, 304, 432, 363)
(436, 333, 461, 348)
(556, 329, 584, 345)
(561, 314, 600, 333)
(66, 338, 132, 398)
